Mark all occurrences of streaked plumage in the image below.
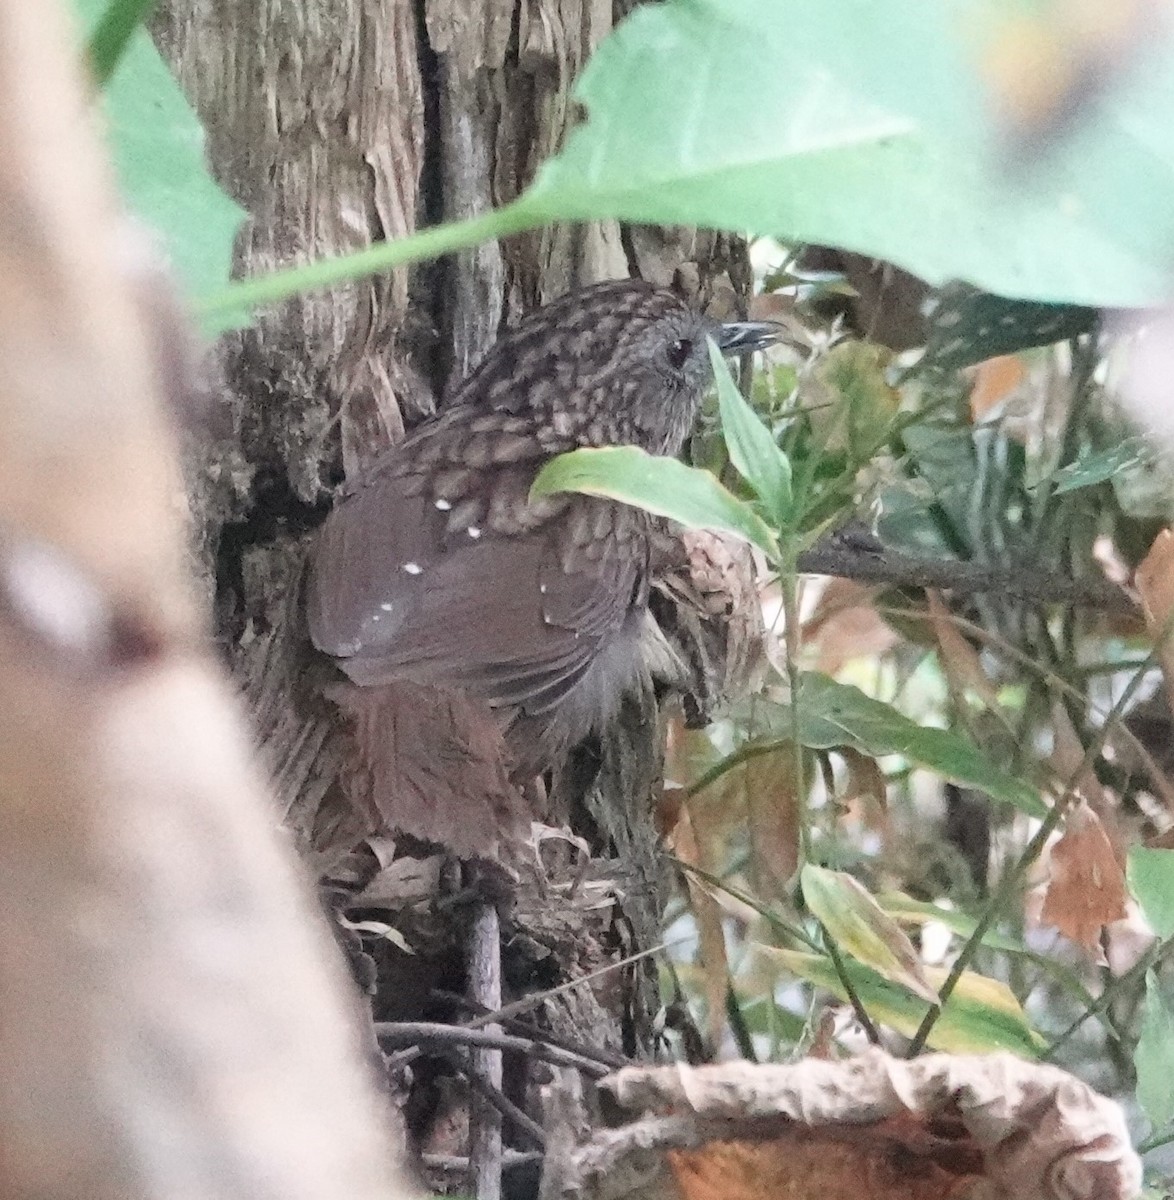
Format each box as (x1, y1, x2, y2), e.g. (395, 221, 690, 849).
(308, 279, 773, 777)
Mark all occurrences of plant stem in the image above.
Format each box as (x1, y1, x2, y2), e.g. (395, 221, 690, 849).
(196, 201, 543, 332)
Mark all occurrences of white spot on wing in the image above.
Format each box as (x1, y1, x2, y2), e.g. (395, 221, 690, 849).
(467, 526, 482, 539)
(380, 602, 394, 611)
(539, 583, 547, 595)
(435, 498, 452, 511)
(402, 562, 422, 575)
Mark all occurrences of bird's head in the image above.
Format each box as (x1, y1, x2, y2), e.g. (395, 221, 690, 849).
(454, 279, 779, 455)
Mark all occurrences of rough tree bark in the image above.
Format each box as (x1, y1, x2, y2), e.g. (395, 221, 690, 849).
(152, 0, 754, 1184)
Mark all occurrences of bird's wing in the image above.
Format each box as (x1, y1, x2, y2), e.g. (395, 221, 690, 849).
(307, 441, 645, 718)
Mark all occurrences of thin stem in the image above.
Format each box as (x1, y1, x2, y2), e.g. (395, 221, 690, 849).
(780, 541, 810, 864)
(1043, 941, 1168, 1063)
(375, 1022, 611, 1078)
(196, 201, 543, 330)
(822, 929, 881, 1045)
(1138, 1127, 1174, 1155)
(86, 0, 159, 86)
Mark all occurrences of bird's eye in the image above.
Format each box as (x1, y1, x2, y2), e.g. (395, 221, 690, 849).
(666, 338, 693, 370)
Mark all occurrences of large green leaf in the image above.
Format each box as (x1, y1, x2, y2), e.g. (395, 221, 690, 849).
(737, 673, 1046, 817)
(520, 0, 1174, 306)
(198, 0, 1174, 325)
(531, 446, 780, 558)
(73, 0, 244, 302)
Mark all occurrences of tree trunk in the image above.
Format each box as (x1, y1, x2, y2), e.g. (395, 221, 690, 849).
(152, 0, 751, 1183)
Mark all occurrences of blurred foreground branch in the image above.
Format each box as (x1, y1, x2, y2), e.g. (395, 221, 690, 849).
(0, 3, 413, 1197)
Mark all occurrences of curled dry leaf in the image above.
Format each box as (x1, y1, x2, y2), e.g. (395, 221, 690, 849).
(1039, 799, 1128, 957)
(801, 578, 898, 678)
(660, 527, 769, 707)
(539, 1051, 1140, 1200)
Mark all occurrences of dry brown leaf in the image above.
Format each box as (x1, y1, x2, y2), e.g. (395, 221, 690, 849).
(838, 747, 890, 844)
(802, 578, 899, 676)
(331, 680, 531, 859)
(543, 1053, 1140, 1200)
(1039, 799, 1128, 955)
(927, 590, 1001, 709)
(746, 745, 801, 898)
(1136, 528, 1174, 719)
(967, 355, 1026, 421)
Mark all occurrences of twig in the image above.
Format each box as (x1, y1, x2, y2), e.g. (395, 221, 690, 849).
(375, 1022, 611, 1078)
(797, 540, 1135, 614)
(822, 930, 882, 1046)
(431, 989, 629, 1070)
(379, 934, 690, 1071)
(462, 1062, 547, 1150)
(421, 1152, 544, 1173)
(467, 902, 502, 1200)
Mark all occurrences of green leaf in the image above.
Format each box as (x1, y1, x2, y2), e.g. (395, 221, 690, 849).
(1136, 973, 1174, 1128)
(877, 892, 1026, 956)
(918, 285, 1098, 373)
(768, 947, 1042, 1056)
(73, 0, 245, 304)
(707, 337, 792, 526)
(1128, 847, 1174, 940)
(801, 866, 936, 1003)
(877, 892, 1098, 1009)
(531, 446, 780, 559)
(520, 0, 1174, 306)
(1053, 439, 1150, 496)
(86, 0, 159, 86)
(737, 673, 1047, 818)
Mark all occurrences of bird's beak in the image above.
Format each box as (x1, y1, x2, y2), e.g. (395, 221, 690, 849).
(716, 320, 782, 355)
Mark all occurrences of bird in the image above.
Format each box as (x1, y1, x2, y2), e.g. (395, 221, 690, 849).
(306, 279, 776, 853)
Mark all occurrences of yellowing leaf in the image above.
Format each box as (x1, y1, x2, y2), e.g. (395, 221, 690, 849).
(767, 947, 1043, 1056)
(801, 866, 936, 1003)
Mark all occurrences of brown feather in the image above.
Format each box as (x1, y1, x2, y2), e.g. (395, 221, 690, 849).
(306, 279, 757, 848)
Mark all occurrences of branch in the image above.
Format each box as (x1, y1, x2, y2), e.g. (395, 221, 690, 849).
(797, 536, 1136, 614)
